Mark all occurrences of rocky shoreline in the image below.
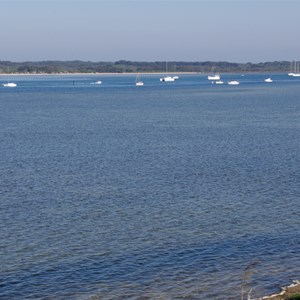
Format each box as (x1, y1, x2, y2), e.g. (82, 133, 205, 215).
(257, 281, 300, 300)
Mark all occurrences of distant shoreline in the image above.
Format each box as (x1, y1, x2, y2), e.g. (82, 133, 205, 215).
(0, 72, 195, 76)
(0, 60, 294, 74)
(0, 71, 290, 76)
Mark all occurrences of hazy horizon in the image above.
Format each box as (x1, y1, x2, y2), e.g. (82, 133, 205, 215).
(1, 0, 299, 63)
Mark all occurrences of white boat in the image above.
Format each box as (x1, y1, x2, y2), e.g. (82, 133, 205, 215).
(2, 67, 17, 87)
(160, 62, 178, 82)
(135, 74, 144, 86)
(288, 61, 300, 77)
(208, 74, 221, 80)
(160, 76, 175, 82)
(91, 80, 102, 85)
(288, 61, 294, 76)
(208, 66, 221, 80)
(2, 82, 17, 87)
(228, 80, 239, 85)
(292, 62, 300, 76)
(264, 78, 273, 83)
(159, 75, 179, 82)
(215, 80, 224, 84)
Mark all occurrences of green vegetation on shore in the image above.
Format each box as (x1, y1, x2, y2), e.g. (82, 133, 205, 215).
(0, 60, 293, 74)
(287, 295, 300, 300)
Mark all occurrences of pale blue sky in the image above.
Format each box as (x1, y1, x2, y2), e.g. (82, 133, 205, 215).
(1, 0, 299, 62)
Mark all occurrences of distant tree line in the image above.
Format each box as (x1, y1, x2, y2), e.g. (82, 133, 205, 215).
(0, 60, 293, 74)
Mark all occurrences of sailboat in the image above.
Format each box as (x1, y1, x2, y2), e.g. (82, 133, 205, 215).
(288, 61, 295, 76)
(160, 62, 177, 82)
(288, 60, 300, 77)
(293, 61, 300, 77)
(208, 74, 220, 80)
(2, 66, 17, 87)
(208, 66, 221, 80)
(135, 74, 144, 86)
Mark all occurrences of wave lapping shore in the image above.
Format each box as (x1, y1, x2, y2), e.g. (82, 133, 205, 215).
(257, 281, 300, 300)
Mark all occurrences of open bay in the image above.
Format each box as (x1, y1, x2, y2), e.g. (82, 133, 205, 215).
(1, 74, 299, 299)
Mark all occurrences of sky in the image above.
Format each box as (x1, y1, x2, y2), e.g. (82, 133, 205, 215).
(0, 0, 299, 63)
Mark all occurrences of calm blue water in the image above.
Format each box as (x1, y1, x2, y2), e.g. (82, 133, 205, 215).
(0, 74, 299, 299)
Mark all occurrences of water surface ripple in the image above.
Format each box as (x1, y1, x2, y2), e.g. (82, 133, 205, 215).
(1, 74, 299, 299)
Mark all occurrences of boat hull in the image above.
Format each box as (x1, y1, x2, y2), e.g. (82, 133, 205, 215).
(208, 75, 220, 80)
(160, 76, 175, 82)
(228, 81, 239, 85)
(2, 83, 17, 87)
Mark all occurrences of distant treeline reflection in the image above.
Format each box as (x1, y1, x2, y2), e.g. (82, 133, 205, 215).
(0, 60, 293, 74)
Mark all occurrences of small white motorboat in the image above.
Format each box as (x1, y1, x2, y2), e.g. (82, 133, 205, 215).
(160, 76, 175, 82)
(228, 80, 240, 85)
(2, 82, 17, 87)
(264, 78, 273, 83)
(215, 80, 224, 84)
(91, 80, 102, 85)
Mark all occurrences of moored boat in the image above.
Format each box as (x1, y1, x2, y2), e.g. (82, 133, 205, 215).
(228, 80, 239, 85)
(208, 74, 221, 80)
(91, 80, 102, 85)
(2, 82, 17, 87)
(264, 78, 273, 83)
(160, 61, 179, 82)
(215, 80, 224, 84)
(289, 61, 300, 76)
(135, 74, 144, 86)
(160, 76, 175, 82)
